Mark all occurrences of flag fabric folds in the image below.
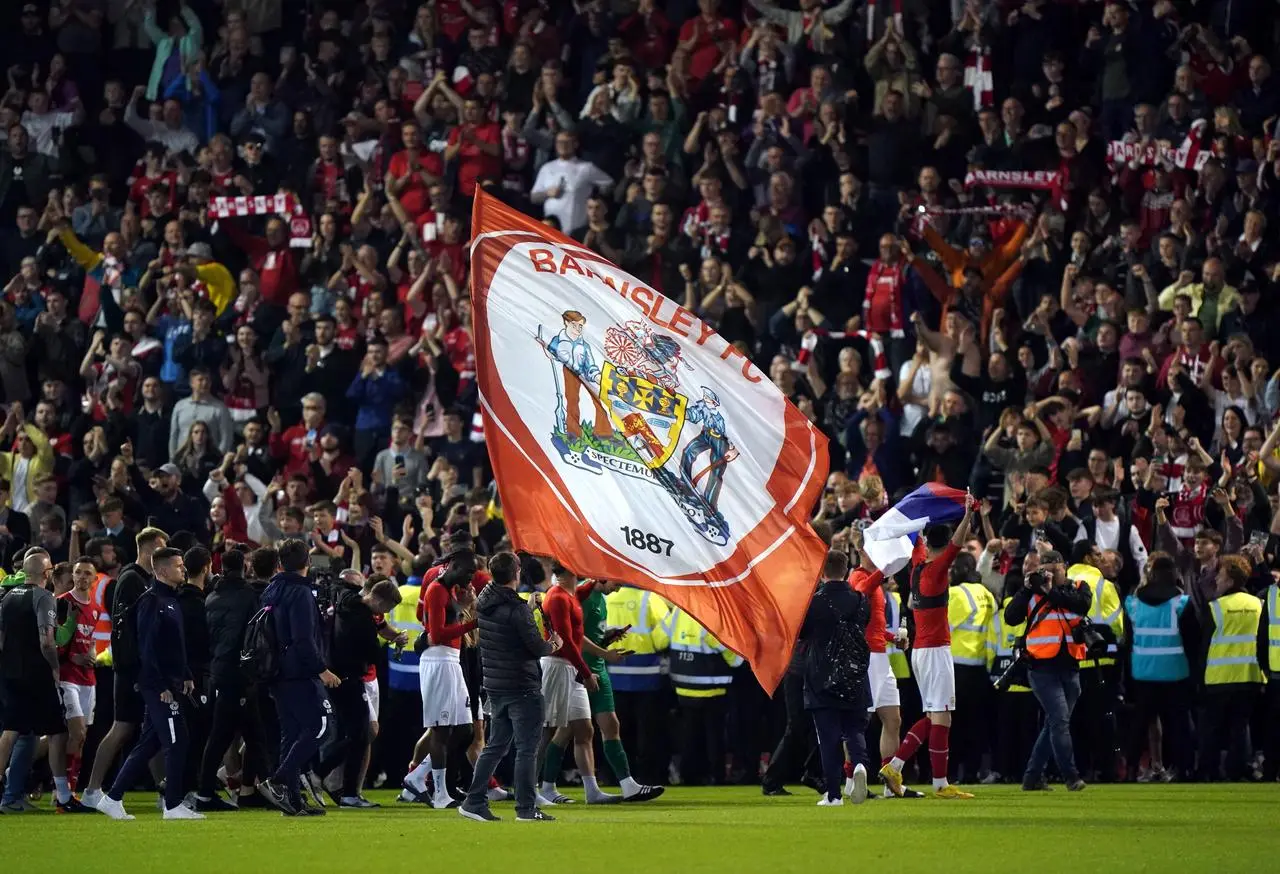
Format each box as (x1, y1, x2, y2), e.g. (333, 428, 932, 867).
(468, 190, 829, 693)
(863, 484, 969, 574)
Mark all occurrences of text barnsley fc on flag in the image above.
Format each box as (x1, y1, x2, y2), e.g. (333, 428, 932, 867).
(468, 190, 829, 693)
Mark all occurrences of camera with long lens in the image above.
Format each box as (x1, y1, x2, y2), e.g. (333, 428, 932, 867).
(1072, 618, 1111, 658)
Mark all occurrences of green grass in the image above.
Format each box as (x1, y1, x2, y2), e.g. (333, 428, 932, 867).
(2, 784, 1279, 872)
(559, 422, 642, 461)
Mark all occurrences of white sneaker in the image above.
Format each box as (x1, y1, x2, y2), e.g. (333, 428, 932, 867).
(849, 765, 868, 804)
(81, 789, 104, 810)
(843, 777, 855, 797)
(816, 796, 844, 806)
(429, 793, 459, 810)
(96, 796, 135, 821)
(163, 804, 207, 820)
(486, 785, 512, 802)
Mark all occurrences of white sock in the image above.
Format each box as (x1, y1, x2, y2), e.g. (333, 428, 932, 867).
(932, 778, 948, 791)
(619, 776, 640, 795)
(405, 760, 430, 790)
(883, 785, 894, 797)
(890, 756, 905, 771)
(54, 776, 70, 804)
(431, 769, 448, 797)
(540, 780, 557, 796)
(582, 776, 601, 795)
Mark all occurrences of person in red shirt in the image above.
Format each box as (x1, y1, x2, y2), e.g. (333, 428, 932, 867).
(387, 121, 444, 220)
(536, 562, 619, 805)
(127, 142, 178, 218)
(676, 0, 738, 88)
(879, 497, 976, 799)
(445, 97, 501, 197)
(224, 217, 301, 308)
(57, 557, 103, 796)
(407, 547, 479, 809)
(847, 528, 922, 798)
(268, 394, 327, 478)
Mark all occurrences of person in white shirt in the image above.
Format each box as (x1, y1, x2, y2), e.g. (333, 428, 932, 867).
(125, 85, 200, 156)
(1073, 488, 1148, 580)
(22, 90, 83, 159)
(531, 131, 613, 235)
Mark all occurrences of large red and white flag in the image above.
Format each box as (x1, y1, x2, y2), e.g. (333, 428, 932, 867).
(469, 190, 829, 693)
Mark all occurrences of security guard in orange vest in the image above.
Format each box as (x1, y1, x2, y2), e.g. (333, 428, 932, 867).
(1001, 550, 1092, 791)
(1195, 555, 1267, 781)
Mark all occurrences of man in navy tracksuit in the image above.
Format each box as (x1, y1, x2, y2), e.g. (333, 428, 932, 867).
(260, 539, 340, 816)
(96, 548, 204, 821)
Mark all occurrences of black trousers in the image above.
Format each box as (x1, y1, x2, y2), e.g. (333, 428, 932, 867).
(1197, 687, 1258, 781)
(1125, 679, 1194, 778)
(179, 681, 211, 795)
(677, 696, 727, 786)
(995, 692, 1039, 781)
(199, 680, 270, 796)
(1070, 665, 1120, 781)
(1264, 682, 1280, 781)
(812, 706, 869, 801)
(614, 689, 667, 785)
(315, 677, 370, 797)
(951, 665, 993, 783)
(762, 671, 818, 790)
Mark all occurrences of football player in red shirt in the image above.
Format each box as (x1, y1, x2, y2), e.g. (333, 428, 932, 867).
(880, 496, 976, 799)
(54, 557, 101, 810)
(847, 528, 923, 799)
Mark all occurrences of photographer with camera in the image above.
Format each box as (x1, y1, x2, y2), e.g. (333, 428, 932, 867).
(1002, 549, 1092, 792)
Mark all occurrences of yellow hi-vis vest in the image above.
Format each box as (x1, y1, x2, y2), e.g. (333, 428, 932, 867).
(886, 590, 909, 679)
(386, 583, 425, 691)
(989, 597, 1030, 693)
(1068, 564, 1122, 668)
(663, 608, 742, 698)
(605, 586, 671, 692)
(1205, 592, 1266, 686)
(1266, 585, 1280, 678)
(949, 582, 996, 667)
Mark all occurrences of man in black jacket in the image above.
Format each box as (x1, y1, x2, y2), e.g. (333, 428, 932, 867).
(96, 548, 204, 820)
(459, 552, 561, 823)
(81, 527, 168, 809)
(196, 548, 269, 811)
(800, 548, 872, 807)
(314, 571, 401, 809)
(177, 547, 213, 802)
(260, 539, 342, 816)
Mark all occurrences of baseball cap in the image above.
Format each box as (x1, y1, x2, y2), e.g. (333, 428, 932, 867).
(156, 463, 181, 478)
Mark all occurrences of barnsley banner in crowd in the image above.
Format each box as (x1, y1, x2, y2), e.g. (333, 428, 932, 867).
(468, 190, 829, 693)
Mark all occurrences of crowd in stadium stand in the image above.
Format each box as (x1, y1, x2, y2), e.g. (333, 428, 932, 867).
(1, 0, 1280, 817)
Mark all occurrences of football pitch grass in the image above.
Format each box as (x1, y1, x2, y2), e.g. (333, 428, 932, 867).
(2, 784, 1277, 872)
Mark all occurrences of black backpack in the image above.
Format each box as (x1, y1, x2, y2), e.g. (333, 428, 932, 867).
(809, 593, 871, 703)
(239, 605, 280, 684)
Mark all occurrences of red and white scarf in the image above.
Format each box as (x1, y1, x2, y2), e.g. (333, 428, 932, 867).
(809, 229, 834, 280)
(208, 192, 312, 248)
(964, 44, 993, 111)
(1105, 119, 1211, 172)
(866, 0, 903, 40)
(798, 329, 891, 380)
(910, 202, 1033, 236)
(964, 169, 1067, 210)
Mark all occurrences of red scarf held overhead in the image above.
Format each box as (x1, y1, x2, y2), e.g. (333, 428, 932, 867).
(964, 168, 1068, 210)
(866, 0, 903, 39)
(964, 45, 993, 111)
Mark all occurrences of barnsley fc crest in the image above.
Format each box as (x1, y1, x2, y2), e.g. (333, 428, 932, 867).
(537, 314, 736, 546)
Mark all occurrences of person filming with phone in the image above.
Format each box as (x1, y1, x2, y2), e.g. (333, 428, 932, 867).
(1002, 549, 1092, 792)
